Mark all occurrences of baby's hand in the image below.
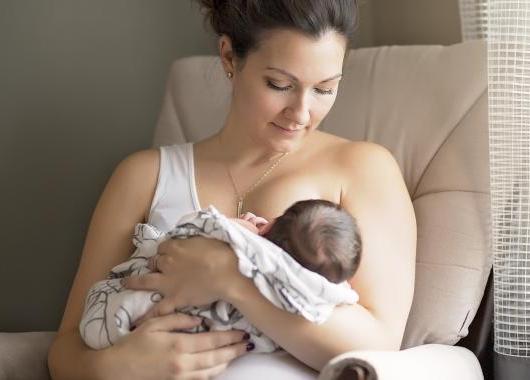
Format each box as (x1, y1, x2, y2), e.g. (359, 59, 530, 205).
(231, 218, 260, 234)
(240, 212, 269, 227)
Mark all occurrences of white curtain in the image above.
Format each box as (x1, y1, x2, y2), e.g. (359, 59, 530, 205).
(458, 0, 488, 40)
(486, 0, 530, 375)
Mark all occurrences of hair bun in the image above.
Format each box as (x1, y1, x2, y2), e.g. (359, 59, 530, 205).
(196, 0, 358, 58)
(196, 0, 233, 35)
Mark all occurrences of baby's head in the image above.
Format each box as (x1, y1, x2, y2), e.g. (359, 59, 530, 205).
(262, 199, 362, 283)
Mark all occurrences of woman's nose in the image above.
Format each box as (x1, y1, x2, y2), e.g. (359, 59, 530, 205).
(284, 93, 311, 126)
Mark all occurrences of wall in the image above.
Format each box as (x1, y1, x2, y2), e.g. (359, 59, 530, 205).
(0, 0, 216, 331)
(371, 0, 462, 46)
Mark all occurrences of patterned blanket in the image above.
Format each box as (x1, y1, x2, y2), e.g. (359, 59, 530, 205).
(79, 206, 358, 352)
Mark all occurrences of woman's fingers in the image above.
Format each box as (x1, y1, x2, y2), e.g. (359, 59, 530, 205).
(188, 341, 249, 369)
(134, 297, 186, 326)
(184, 330, 249, 353)
(178, 342, 248, 376)
(123, 272, 164, 291)
(139, 312, 202, 332)
(179, 362, 229, 380)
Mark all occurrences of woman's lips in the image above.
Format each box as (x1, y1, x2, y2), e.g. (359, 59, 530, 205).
(271, 122, 304, 136)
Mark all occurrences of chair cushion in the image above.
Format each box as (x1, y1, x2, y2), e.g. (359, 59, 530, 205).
(153, 41, 491, 348)
(0, 331, 55, 380)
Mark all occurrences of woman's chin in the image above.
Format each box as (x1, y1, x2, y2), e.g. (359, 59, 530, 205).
(264, 123, 309, 152)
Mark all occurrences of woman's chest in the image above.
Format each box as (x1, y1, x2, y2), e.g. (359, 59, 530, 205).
(194, 156, 343, 220)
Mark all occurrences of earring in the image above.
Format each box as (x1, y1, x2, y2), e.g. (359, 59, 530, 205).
(227, 72, 233, 79)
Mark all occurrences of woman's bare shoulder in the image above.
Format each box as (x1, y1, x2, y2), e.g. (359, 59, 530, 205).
(306, 132, 398, 195)
(113, 148, 160, 220)
(334, 141, 397, 180)
(116, 148, 160, 179)
(338, 139, 391, 158)
(311, 131, 388, 159)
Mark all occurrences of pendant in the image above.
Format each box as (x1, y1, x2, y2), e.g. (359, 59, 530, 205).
(237, 199, 243, 218)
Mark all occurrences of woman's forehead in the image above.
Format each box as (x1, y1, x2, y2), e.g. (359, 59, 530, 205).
(247, 29, 346, 82)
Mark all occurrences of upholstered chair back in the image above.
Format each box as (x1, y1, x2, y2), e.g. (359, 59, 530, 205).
(153, 40, 491, 349)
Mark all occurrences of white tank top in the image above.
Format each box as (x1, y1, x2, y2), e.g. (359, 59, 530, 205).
(147, 142, 202, 232)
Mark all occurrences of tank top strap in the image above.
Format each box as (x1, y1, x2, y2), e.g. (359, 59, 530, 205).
(147, 142, 201, 232)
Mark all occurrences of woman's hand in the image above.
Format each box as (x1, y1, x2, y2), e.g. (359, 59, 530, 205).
(106, 312, 251, 380)
(123, 236, 248, 325)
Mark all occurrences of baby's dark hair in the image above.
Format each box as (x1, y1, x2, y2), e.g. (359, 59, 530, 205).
(263, 199, 362, 283)
(195, 0, 359, 61)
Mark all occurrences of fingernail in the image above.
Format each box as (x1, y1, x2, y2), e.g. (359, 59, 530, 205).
(243, 333, 250, 340)
(246, 342, 255, 351)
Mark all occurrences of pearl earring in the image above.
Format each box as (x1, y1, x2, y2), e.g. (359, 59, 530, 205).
(227, 72, 233, 79)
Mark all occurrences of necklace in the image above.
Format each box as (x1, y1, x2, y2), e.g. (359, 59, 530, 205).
(219, 137, 289, 218)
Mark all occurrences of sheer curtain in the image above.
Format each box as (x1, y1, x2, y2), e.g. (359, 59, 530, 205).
(462, 0, 530, 377)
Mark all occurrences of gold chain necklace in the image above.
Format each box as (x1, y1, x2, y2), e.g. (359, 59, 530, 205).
(219, 137, 289, 218)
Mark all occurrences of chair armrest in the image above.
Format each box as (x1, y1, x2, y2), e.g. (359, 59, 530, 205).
(318, 344, 483, 380)
(0, 331, 55, 380)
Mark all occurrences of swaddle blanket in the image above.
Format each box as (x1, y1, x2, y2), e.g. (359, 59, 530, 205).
(80, 205, 359, 352)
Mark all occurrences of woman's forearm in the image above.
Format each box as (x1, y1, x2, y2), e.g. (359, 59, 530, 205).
(48, 330, 111, 380)
(227, 278, 399, 370)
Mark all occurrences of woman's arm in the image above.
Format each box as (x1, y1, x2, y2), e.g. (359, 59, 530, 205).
(48, 149, 249, 380)
(125, 142, 417, 371)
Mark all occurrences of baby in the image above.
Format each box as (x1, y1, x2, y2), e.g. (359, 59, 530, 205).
(236, 199, 362, 283)
(80, 199, 361, 352)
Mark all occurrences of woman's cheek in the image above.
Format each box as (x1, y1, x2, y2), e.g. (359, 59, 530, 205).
(315, 95, 336, 122)
(254, 92, 285, 123)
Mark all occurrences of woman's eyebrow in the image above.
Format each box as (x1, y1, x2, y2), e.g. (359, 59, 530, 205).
(265, 67, 342, 83)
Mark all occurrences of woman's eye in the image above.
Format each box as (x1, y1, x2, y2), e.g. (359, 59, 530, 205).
(314, 88, 335, 95)
(266, 80, 334, 95)
(266, 81, 291, 92)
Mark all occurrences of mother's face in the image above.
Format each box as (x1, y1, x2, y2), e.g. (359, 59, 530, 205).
(221, 29, 347, 152)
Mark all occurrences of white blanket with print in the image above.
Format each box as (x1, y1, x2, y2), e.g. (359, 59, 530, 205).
(79, 206, 359, 352)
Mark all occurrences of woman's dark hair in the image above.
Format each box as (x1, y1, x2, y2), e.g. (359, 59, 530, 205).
(196, 0, 359, 62)
(263, 199, 362, 283)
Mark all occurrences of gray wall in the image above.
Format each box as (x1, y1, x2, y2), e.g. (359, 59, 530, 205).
(371, 0, 462, 46)
(0, 0, 216, 332)
(1, 1, 462, 332)
(356, 0, 462, 47)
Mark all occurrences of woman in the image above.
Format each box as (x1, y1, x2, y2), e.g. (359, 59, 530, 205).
(48, 1, 417, 379)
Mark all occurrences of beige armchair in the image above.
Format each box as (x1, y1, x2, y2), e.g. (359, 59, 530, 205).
(0, 40, 491, 380)
(154, 40, 490, 379)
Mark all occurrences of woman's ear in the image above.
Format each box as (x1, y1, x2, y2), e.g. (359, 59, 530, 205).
(218, 35, 236, 75)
